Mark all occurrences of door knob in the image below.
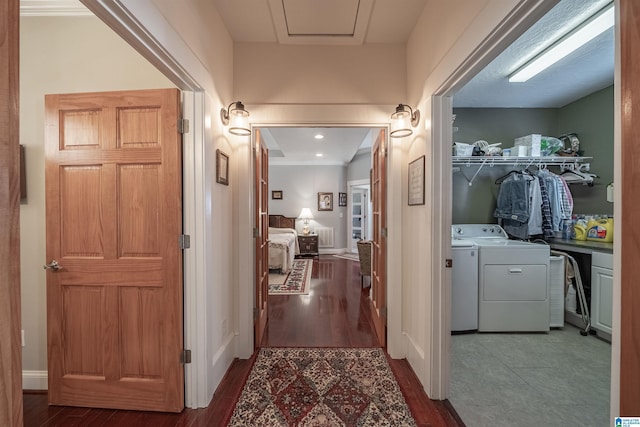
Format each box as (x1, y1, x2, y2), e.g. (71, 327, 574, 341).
(43, 260, 62, 271)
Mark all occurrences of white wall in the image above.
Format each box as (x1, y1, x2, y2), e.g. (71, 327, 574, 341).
(269, 165, 348, 250)
(347, 151, 372, 182)
(19, 15, 175, 389)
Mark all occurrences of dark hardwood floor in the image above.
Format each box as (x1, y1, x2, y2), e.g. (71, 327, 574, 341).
(24, 255, 463, 427)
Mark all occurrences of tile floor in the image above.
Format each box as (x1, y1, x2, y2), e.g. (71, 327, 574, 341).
(449, 324, 611, 427)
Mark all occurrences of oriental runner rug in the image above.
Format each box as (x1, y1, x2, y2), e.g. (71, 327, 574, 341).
(227, 347, 417, 426)
(268, 259, 313, 295)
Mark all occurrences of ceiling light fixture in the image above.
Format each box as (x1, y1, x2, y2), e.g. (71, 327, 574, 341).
(315, 153, 323, 157)
(509, 3, 614, 83)
(220, 101, 251, 136)
(390, 104, 420, 138)
(314, 134, 324, 140)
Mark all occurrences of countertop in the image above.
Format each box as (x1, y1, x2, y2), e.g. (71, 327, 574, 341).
(547, 238, 614, 254)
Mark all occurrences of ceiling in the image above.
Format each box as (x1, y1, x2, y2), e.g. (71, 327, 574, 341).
(212, 0, 428, 45)
(454, 0, 614, 108)
(20, 0, 615, 163)
(261, 127, 376, 166)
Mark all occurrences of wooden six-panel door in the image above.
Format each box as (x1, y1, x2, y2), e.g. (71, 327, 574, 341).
(371, 129, 387, 346)
(44, 89, 184, 412)
(254, 129, 269, 347)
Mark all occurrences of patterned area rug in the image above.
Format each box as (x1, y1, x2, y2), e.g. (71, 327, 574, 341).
(268, 259, 313, 295)
(227, 347, 417, 426)
(332, 253, 359, 261)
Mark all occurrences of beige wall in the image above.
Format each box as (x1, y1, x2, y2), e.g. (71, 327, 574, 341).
(19, 15, 175, 385)
(234, 43, 406, 105)
(151, 0, 234, 102)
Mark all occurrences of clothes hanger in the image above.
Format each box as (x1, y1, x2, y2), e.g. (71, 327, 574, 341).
(494, 169, 533, 184)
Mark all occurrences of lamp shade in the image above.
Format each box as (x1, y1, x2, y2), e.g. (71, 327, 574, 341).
(220, 101, 251, 136)
(298, 208, 313, 221)
(390, 104, 420, 138)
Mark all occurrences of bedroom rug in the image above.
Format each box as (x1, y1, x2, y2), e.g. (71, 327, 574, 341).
(268, 259, 313, 295)
(332, 252, 359, 261)
(227, 347, 417, 426)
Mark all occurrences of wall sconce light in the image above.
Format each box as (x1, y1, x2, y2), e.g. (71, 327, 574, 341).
(220, 101, 251, 136)
(390, 104, 420, 138)
(298, 208, 314, 235)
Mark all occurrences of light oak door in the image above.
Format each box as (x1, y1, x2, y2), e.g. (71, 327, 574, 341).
(371, 129, 387, 347)
(0, 0, 23, 425)
(254, 129, 269, 348)
(44, 89, 184, 412)
(620, 0, 640, 415)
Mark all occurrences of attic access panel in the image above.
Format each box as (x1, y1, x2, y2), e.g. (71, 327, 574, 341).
(269, 0, 374, 45)
(283, 0, 359, 36)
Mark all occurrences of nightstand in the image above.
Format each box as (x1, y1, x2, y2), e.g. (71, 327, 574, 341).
(298, 234, 318, 257)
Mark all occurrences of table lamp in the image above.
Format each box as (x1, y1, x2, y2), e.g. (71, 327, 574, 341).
(298, 208, 313, 235)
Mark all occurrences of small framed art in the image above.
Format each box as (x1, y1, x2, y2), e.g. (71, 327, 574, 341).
(408, 155, 425, 205)
(318, 192, 333, 211)
(272, 190, 283, 200)
(216, 149, 229, 185)
(338, 192, 347, 207)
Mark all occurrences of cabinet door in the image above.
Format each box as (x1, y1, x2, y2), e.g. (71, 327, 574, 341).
(591, 265, 613, 335)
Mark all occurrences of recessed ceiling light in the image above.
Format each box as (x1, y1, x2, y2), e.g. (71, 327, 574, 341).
(314, 134, 324, 140)
(315, 153, 323, 157)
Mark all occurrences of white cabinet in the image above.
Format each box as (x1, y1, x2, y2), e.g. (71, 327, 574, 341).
(591, 252, 613, 336)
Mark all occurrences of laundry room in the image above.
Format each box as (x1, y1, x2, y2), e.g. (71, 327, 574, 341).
(447, 1, 614, 426)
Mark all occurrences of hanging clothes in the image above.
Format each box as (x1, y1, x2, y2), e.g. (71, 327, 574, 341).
(494, 169, 574, 240)
(493, 172, 531, 239)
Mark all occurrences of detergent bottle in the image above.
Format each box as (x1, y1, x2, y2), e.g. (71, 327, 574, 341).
(586, 216, 613, 242)
(573, 215, 587, 241)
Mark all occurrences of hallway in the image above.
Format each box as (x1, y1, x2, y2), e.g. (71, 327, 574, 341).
(23, 256, 462, 426)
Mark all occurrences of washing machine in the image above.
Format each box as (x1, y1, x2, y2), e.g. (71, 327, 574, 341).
(451, 239, 478, 332)
(452, 224, 550, 332)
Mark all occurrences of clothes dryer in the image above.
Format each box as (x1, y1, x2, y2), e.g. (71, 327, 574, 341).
(452, 224, 550, 332)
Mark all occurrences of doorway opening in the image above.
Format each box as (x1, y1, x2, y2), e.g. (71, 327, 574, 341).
(441, 1, 614, 424)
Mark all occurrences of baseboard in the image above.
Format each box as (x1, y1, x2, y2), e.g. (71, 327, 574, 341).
(23, 370, 48, 390)
(319, 248, 347, 255)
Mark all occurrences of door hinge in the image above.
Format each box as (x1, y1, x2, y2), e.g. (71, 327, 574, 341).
(380, 307, 388, 318)
(178, 118, 189, 134)
(381, 227, 388, 238)
(179, 234, 190, 249)
(253, 227, 259, 238)
(181, 349, 192, 364)
(445, 258, 453, 268)
(253, 308, 259, 320)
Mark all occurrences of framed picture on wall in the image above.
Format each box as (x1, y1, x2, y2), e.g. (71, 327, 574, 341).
(318, 192, 333, 211)
(216, 149, 229, 185)
(338, 192, 347, 207)
(272, 190, 283, 200)
(408, 155, 425, 205)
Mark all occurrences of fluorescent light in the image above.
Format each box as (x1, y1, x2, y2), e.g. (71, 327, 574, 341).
(315, 153, 323, 157)
(314, 134, 324, 140)
(509, 3, 614, 83)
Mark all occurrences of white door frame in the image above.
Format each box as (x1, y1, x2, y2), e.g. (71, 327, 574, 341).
(347, 178, 371, 252)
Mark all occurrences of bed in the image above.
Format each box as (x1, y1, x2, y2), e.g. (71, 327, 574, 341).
(268, 215, 300, 273)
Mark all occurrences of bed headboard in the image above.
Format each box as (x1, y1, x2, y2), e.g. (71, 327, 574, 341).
(269, 215, 296, 229)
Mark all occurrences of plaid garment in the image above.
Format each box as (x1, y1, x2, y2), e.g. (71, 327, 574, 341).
(538, 176, 554, 238)
(559, 176, 574, 219)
